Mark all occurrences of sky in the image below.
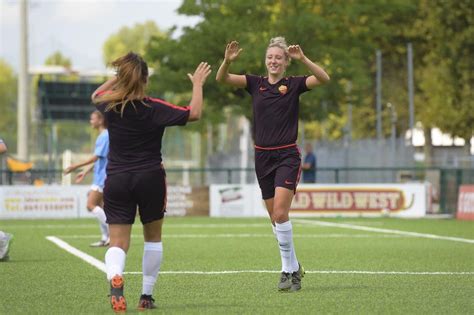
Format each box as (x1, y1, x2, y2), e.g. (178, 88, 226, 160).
(0, 0, 201, 71)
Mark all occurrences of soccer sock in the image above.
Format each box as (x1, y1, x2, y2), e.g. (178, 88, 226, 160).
(271, 224, 277, 240)
(105, 246, 126, 281)
(92, 206, 109, 240)
(142, 242, 163, 296)
(290, 244, 299, 273)
(275, 221, 299, 273)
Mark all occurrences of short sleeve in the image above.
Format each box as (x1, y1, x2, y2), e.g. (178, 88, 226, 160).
(150, 98, 190, 127)
(245, 74, 261, 95)
(94, 132, 109, 158)
(292, 76, 310, 94)
(95, 103, 107, 114)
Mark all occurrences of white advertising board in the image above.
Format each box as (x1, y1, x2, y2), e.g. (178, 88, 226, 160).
(210, 183, 428, 218)
(0, 185, 197, 219)
(166, 185, 194, 216)
(0, 185, 90, 219)
(210, 185, 267, 217)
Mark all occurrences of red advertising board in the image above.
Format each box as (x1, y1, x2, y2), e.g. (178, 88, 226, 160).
(457, 185, 474, 220)
(289, 183, 428, 217)
(292, 188, 408, 212)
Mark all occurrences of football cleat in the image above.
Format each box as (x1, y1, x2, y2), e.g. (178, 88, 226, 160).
(109, 275, 126, 312)
(137, 294, 157, 310)
(90, 239, 110, 247)
(0, 233, 13, 261)
(278, 272, 292, 291)
(290, 263, 305, 292)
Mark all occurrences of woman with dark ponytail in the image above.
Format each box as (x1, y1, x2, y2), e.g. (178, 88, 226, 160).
(92, 52, 211, 311)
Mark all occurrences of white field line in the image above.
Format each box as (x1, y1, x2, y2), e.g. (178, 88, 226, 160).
(293, 219, 474, 244)
(6, 223, 277, 229)
(46, 236, 474, 277)
(164, 224, 272, 228)
(124, 270, 474, 275)
(335, 221, 385, 226)
(5, 224, 103, 229)
(46, 236, 106, 273)
(56, 233, 408, 239)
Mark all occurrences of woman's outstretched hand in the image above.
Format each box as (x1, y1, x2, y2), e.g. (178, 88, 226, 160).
(288, 45, 305, 60)
(188, 62, 212, 86)
(224, 41, 243, 63)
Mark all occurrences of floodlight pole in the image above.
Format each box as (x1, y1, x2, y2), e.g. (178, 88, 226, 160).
(347, 81, 353, 142)
(407, 43, 415, 142)
(376, 50, 382, 140)
(17, 0, 29, 160)
(239, 117, 250, 184)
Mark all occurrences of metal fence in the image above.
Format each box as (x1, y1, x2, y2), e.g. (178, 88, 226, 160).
(1, 167, 473, 214)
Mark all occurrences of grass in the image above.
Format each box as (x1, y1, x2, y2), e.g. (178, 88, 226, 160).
(0, 217, 473, 314)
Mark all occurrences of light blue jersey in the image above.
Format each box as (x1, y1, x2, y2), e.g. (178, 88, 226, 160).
(93, 129, 109, 187)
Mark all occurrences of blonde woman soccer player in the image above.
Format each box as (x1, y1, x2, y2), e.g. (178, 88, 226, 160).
(64, 110, 109, 247)
(92, 52, 211, 312)
(216, 37, 330, 292)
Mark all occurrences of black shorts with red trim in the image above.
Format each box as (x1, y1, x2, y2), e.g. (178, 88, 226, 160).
(254, 144, 302, 200)
(104, 169, 167, 224)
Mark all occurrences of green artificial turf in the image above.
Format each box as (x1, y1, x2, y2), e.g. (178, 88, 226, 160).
(0, 217, 473, 314)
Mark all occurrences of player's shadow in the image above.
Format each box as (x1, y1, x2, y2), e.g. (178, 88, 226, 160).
(158, 303, 242, 312)
(309, 284, 374, 292)
(1, 259, 53, 263)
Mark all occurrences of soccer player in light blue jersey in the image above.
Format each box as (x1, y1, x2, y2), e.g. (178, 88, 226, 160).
(64, 110, 109, 247)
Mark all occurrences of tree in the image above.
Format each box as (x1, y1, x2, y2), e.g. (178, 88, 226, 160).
(416, 0, 473, 142)
(0, 59, 17, 149)
(44, 51, 72, 67)
(103, 21, 167, 65)
(147, 0, 421, 140)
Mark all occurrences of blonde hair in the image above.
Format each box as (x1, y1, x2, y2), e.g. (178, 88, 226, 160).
(267, 36, 289, 60)
(93, 52, 149, 115)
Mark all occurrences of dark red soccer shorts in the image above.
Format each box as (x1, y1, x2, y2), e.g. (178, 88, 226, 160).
(254, 145, 302, 200)
(103, 169, 167, 224)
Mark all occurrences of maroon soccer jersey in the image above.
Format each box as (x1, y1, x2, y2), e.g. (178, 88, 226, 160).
(245, 75, 309, 148)
(96, 97, 190, 175)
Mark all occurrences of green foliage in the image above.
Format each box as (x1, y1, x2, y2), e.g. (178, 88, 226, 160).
(44, 51, 72, 67)
(0, 59, 17, 148)
(103, 21, 167, 65)
(146, 0, 424, 138)
(416, 0, 473, 141)
(143, 0, 472, 141)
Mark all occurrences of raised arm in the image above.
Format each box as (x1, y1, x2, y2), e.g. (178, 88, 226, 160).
(91, 77, 117, 102)
(215, 41, 247, 88)
(187, 62, 212, 122)
(288, 45, 330, 89)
